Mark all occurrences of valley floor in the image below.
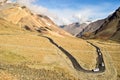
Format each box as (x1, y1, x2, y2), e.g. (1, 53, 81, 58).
(0, 32, 118, 80)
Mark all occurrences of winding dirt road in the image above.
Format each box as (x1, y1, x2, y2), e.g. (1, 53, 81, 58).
(42, 36, 105, 73)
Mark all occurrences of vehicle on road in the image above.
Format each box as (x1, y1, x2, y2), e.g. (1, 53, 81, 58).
(92, 68, 99, 72)
(98, 49, 101, 52)
(102, 62, 105, 66)
(99, 52, 102, 55)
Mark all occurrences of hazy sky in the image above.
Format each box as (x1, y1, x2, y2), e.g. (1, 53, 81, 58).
(10, 0, 120, 25)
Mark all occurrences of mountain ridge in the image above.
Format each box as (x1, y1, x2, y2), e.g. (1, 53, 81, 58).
(0, 3, 72, 37)
(76, 7, 120, 42)
(60, 22, 87, 36)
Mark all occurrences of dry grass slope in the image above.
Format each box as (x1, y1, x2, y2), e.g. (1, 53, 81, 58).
(0, 18, 79, 80)
(0, 19, 118, 80)
(0, 5, 118, 80)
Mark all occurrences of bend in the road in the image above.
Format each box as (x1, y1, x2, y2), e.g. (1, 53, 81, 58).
(41, 36, 105, 73)
(87, 41, 105, 72)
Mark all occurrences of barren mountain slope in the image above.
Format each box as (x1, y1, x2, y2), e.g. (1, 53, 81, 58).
(77, 7, 120, 42)
(0, 3, 71, 36)
(76, 19, 105, 37)
(95, 7, 120, 41)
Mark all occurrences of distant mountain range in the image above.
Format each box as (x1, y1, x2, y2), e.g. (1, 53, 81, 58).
(76, 19, 105, 38)
(60, 7, 120, 42)
(77, 7, 120, 42)
(60, 22, 87, 36)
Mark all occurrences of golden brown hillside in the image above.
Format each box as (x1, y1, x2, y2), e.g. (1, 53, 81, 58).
(0, 3, 71, 37)
(0, 16, 117, 80)
(0, 3, 118, 80)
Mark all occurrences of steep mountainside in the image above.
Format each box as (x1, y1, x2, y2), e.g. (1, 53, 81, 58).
(77, 7, 120, 42)
(76, 19, 105, 37)
(60, 22, 87, 36)
(0, 3, 71, 36)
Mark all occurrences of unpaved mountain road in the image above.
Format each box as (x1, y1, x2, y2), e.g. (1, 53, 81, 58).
(87, 41, 105, 72)
(42, 36, 105, 73)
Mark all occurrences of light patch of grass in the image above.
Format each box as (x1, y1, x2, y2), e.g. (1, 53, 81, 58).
(0, 18, 23, 34)
(0, 70, 18, 80)
(0, 49, 25, 64)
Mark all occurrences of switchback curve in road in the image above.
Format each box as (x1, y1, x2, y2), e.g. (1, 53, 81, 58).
(41, 36, 105, 73)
